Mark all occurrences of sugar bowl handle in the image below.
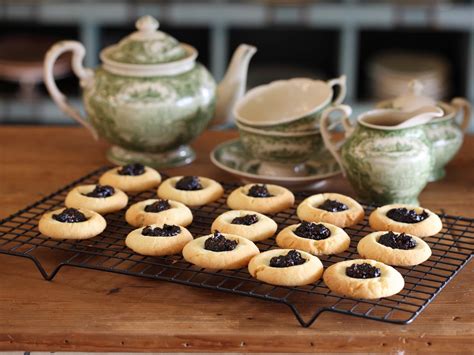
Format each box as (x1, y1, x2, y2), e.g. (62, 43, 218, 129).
(320, 104, 353, 176)
(327, 75, 347, 105)
(451, 97, 472, 133)
(44, 40, 98, 140)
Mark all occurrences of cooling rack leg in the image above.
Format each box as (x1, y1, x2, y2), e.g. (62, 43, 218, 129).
(287, 303, 326, 328)
(0, 251, 52, 280)
(45, 263, 70, 281)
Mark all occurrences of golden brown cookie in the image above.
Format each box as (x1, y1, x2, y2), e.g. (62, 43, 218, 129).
(226, 184, 295, 214)
(276, 221, 350, 255)
(125, 199, 193, 227)
(357, 231, 431, 266)
(248, 249, 324, 286)
(99, 163, 161, 193)
(323, 259, 405, 299)
(125, 224, 193, 256)
(38, 207, 106, 240)
(65, 184, 128, 214)
(182, 232, 259, 269)
(297, 192, 364, 228)
(210, 210, 278, 242)
(369, 204, 442, 237)
(157, 176, 224, 207)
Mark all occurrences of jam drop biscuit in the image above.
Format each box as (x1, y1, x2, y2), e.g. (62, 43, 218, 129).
(38, 207, 106, 240)
(357, 231, 431, 266)
(226, 184, 295, 214)
(369, 204, 442, 237)
(323, 259, 404, 299)
(125, 199, 193, 227)
(211, 210, 278, 242)
(297, 192, 364, 228)
(182, 231, 259, 269)
(276, 221, 350, 255)
(65, 184, 128, 215)
(248, 249, 324, 286)
(157, 176, 224, 207)
(99, 163, 161, 193)
(126, 224, 193, 256)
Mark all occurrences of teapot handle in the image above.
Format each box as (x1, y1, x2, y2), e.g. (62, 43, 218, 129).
(451, 97, 472, 133)
(320, 104, 353, 177)
(327, 75, 347, 105)
(44, 40, 98, 140)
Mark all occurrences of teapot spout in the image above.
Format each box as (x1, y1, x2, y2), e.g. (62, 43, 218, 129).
(211, 44, 257, 128)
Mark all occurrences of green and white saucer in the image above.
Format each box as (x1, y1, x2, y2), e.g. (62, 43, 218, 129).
(210, 139, 342, 189)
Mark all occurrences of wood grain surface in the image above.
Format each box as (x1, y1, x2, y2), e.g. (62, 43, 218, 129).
(0, 126, 473, 352)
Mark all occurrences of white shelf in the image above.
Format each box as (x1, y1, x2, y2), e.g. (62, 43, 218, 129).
(2, 2, 473, 28)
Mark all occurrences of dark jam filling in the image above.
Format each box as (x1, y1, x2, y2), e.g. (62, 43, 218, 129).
(204, 231, 238, 252)
(378, 231, 417, 250)
(269, 250, 306, 268)
(386, 208, 429, 224)
(142, 224, 181, 237)
(247, 184, 273, 198)
(231, 214, 259, 226)
(345, 263, 381, 279)
(144, 200, 171, 213)
(84, 185, 115, 198)
(53, 208, 87, 223)
(175, 176, 203, 191)
(294, 221, 331, 240)
(117, 163, 145, 176)
(318, 199, 349, 212)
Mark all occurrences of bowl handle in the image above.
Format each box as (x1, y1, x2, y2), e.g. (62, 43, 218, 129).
(327, 75, 347, 105)
(320, 104, 353, 177)
(44, 40, 98, 140)
(451, 97, 472, 133)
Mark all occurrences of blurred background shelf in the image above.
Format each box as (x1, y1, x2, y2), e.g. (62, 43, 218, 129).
(0, 0, 473, 131)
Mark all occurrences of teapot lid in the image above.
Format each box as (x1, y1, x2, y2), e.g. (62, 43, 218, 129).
(103, 15, 188, 65)
(390, 80, 436, 111)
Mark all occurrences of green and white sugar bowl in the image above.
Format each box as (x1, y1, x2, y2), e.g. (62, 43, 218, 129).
(44, 15, 256, 168)
(377, 80, 472, 181)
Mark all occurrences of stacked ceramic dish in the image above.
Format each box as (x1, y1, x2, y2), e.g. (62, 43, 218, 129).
(369, 51, 450, 101)
(211, 75, 347, 188)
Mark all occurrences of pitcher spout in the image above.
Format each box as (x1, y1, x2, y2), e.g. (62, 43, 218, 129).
(211, 44, 257, 128)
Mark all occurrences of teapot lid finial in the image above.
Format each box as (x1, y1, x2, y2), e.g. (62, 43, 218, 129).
(136, 15, 159, 34)
(102, 15, 188, 65)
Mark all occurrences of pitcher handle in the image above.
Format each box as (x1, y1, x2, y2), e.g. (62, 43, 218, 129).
(44, 40, 98, 140)
(451, 97, 472, 133)
(320, 104, 353, 177)
(327, 75, 347, 105)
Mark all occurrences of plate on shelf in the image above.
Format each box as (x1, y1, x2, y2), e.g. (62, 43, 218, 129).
(210, 139, 342, 189)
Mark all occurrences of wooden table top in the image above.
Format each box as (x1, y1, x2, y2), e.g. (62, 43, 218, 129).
(1, 126, 473, 352)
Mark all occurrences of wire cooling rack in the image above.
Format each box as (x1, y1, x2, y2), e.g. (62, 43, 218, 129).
(0, 166, 473, 328)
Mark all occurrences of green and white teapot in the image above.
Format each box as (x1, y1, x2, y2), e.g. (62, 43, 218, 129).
(44, 15, 256, 168)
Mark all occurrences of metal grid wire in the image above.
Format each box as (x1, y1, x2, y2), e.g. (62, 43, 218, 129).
(0, 166, 473, 327)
